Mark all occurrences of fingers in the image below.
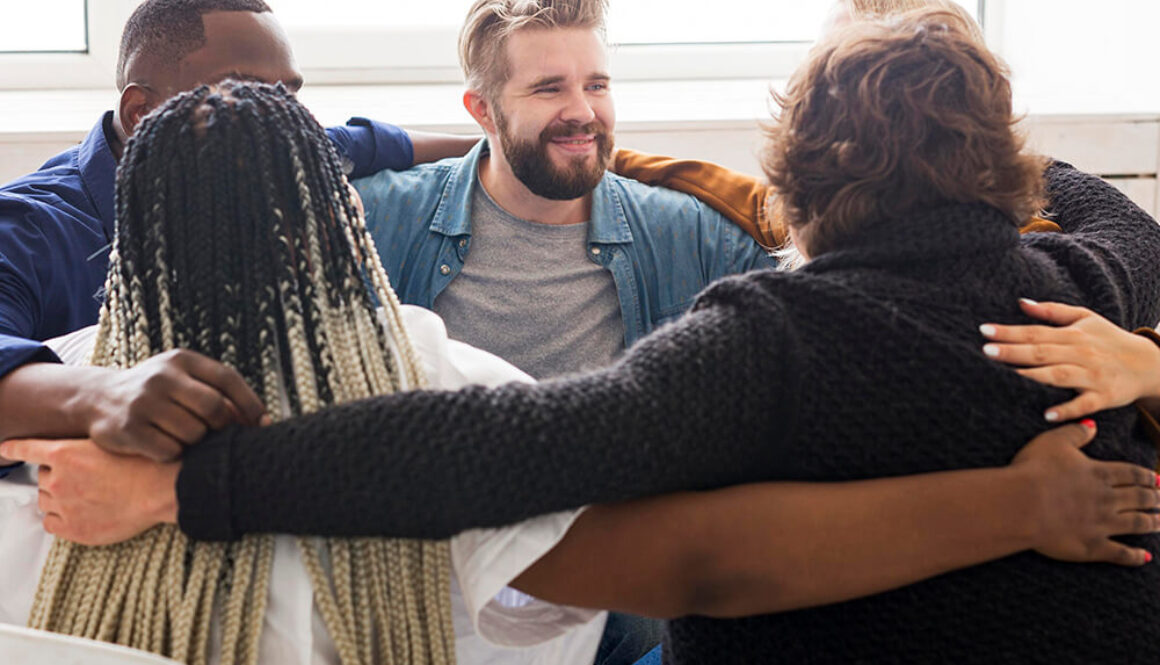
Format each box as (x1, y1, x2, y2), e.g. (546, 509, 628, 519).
(1016, 299, 1092, 326)
(147, 399, 209, 447)
(175, 352, 266, 427)
(1112, 486, 1160, 513)
(166, 373, 238, 431)
(1102, 461, 1160, 489)
(984, 342, 1085, 368)
(1033, 392, 1106, 423)
(1027, 420, 1096, 451)
(1087, 540, 1154, 567)
(979, 322, 1078, 347)
(0, 439, 77, 466)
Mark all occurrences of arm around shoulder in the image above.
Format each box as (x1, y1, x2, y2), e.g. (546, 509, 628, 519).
(513, 422, 1159, 618)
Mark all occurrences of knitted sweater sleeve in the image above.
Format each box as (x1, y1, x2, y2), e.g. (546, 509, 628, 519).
(1035, 162, 1160, 329)
(178, 277, 796, 541)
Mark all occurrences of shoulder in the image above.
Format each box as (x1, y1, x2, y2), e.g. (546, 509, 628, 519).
(0, 192, 59, 238)
(0, 151, 86, 229)
(604, 172, 723, 223)
(692, 270, 794, 318)
(354, 157, 461, 196)
(603, 173, 773, 270)
(604, 172, 761, 243)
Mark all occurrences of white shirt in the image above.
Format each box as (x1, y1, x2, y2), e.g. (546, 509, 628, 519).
(0, 305, 605, 665)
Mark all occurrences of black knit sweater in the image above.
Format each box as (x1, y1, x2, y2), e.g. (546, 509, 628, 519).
(181, 164, 1160, 663)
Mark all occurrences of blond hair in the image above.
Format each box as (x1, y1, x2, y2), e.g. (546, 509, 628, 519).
(846, 0, 984, 41)
(458, 0, 608, 100)
(29, 82, 455, 665)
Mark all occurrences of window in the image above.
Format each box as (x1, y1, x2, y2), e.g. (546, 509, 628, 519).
(0, 0, 986, 90)
(270, 0, 980, 84)
(0, 1, 87, 54)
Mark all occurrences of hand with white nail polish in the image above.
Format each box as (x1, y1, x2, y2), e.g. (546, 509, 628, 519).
(979, 299, 1160, 422)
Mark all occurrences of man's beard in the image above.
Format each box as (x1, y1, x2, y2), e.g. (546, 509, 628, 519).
(495, 112, 614, 201)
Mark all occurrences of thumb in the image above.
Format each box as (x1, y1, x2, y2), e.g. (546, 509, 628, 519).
(1034, 419, 1097, 451)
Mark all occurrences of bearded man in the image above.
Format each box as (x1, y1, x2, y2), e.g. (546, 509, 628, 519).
(354, 0, 775, 382)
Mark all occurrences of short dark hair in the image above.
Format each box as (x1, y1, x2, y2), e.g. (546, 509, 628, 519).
(763, 7, 1046, 257)
(116, 0, 272, 89)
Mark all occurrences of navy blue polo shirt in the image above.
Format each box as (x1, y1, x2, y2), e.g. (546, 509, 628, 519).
(0, 112, 413, 476)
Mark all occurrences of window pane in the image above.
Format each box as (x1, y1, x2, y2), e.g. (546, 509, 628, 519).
(269, 1, 979, 46)
(0, 0, 87, 53)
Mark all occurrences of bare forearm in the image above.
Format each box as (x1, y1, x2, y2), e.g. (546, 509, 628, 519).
(407, 131, 480, 165)
(0, 363, 99, 452)
(515, 467, 1036, 618)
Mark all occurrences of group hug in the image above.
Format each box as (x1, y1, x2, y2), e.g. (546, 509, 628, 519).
(0, 0, 1159, 664)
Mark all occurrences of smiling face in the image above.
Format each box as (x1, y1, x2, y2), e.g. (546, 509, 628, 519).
(487, 27, 615, 200)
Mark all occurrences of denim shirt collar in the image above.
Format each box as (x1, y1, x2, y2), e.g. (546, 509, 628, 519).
(430, 138, 633, 245)
(77, 111, 119, 243)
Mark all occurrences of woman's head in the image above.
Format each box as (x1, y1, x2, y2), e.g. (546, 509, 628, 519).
(765, 7, 1045, 259)
(105, 80, 419, 412)
(36, 82, 451, 665)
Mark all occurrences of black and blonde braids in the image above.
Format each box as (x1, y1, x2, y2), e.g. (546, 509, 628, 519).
(30, 81, 453, 665)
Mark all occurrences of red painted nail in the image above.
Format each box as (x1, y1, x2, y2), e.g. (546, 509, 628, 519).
(1146, 552, 1153, 564)
(1080, 419, 1096, 430)
(1154, 473, 1159, 488)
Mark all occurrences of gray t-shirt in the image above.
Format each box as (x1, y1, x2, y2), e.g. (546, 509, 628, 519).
(432, 180, 624, 379)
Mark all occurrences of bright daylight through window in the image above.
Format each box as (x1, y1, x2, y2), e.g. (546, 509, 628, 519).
(1, 0, 87, 53)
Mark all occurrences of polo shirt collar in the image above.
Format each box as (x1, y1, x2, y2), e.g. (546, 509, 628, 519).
(77, 111, 119, 242)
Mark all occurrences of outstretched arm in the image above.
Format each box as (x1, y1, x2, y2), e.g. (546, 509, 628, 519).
(514, 421, 1158, 618)
(611, 149, 783, 249)
(4, 422, 1156, 619)
(0, 349, 267, 462)
(610, 148, 1062, 253)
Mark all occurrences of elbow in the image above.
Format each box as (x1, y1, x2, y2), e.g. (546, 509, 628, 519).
(665, 542, 794, 619)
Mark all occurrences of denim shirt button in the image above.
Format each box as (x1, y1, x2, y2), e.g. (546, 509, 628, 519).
(440, 264, 452, 276)
(590, 246, 602, 256)
(458, 238, 468, 248)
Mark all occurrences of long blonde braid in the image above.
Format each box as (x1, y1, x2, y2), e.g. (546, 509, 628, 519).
(30, 81, 455, 665)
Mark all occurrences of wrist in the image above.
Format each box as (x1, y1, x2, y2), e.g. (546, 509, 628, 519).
(150, 463, 180, 525)
(60, 367, 108, 437)
(1134, 328, 1160, 400)
(998, 464, 1047, 552)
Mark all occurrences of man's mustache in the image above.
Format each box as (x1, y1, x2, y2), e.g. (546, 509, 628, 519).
(540, 122, 610, 142)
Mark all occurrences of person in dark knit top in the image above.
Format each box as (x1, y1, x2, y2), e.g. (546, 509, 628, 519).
(167, 9, 1160, 663)
(8, 6, 1160, 664)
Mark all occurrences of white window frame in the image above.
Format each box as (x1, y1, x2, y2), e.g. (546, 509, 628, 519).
(0, 0, 138, 90)
(0, 0, 992, 91)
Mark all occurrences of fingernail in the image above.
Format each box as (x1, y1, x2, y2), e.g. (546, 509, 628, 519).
(1019, 298, 1039, 307)
(1080, 418, 1096, 430)
(979, 324, 997, 337)
(1146, 551, 1153, 564)
(983, 344, 1000, 358)
(1154, 473, 1159, 488)
(1045, 411, 1060, 422)
(259, 414, 272, 427)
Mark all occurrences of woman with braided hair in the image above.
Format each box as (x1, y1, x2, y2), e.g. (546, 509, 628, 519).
(0, 80, 608, 665)
(6, 8, 1160, 665)
(24, 8, 1156, 664)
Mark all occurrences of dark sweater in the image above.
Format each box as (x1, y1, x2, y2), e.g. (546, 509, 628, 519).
(181, 164, 1160, 663)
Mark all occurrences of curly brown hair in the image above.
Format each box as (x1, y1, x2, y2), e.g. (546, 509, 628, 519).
(763, 6, 1046, 258)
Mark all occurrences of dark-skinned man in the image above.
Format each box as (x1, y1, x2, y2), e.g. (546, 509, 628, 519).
(0, 0, 478, 469)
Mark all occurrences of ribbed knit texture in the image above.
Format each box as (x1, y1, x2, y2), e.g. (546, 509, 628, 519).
(181, 163, 1160, 662)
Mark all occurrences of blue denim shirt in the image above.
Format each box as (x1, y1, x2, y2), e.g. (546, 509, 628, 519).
(355, 140, 777, 349)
